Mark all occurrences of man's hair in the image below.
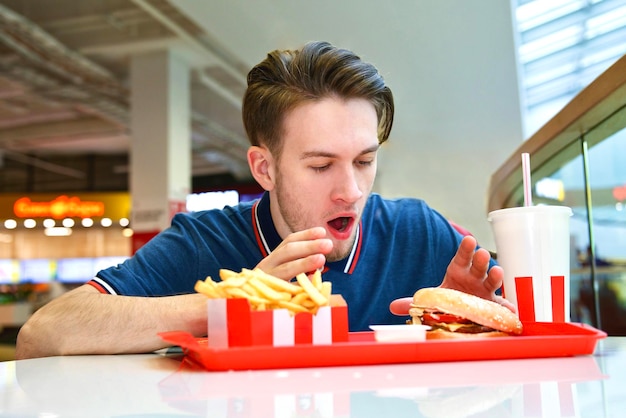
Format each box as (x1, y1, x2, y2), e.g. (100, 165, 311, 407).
(242, 41, 394, 159)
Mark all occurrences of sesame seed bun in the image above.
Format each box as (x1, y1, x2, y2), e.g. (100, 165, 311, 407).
(410, 287, 523, 337)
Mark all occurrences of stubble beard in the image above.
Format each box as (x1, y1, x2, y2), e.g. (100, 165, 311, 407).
(274, 176, 356, 263)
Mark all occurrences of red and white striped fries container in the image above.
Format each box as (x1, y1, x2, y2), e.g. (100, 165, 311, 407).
(206, 295, 349, 349)
(488, 205, 573, 322)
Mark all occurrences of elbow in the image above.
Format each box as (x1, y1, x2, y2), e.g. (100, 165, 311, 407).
(15, 322, 35, 360)
(15, 316, 56, 360)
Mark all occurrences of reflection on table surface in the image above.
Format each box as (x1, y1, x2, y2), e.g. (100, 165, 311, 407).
(0, 337, 625, 417)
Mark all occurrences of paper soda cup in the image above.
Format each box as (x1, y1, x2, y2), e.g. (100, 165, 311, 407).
(488, 206, 573, 322)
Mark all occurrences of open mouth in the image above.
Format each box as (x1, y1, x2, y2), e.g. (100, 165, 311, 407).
(328, 216, 352, 233)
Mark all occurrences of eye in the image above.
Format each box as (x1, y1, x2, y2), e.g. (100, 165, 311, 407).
(311, 164, 330, 173)
(356, 151, 377, 168)
(357, 159, 374, 167)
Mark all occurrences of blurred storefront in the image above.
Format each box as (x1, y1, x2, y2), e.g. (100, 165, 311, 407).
(0, 188, 263, 281)
(0, 187, 261, 337)
(0, 192, 132, 324)
(0, 192, 132, 260)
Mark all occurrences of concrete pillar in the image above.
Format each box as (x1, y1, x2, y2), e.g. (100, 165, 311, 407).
(129, 50, 190, 251)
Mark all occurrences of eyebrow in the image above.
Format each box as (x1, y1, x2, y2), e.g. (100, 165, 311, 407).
(300, 144, 380, 160)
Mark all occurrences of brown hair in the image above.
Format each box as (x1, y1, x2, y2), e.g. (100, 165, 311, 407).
(242, 41, 394, 160)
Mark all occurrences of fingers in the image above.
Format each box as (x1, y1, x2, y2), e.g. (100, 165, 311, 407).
(391, 239, 510, 317)
(469, 248, 490, 280)
(258, 254, 326, 282)
(283, 226, 328, 242)
(446, 236, 485, 281)
(449, 236, 493, 282)
(255, 227, 333, 281)
(450, 235, 477, 269)
(270, 227, 328, 251)
(485, 265, 504, 292)
(492, 294, 518, 313)
(389, 297, 413, 316)
(442, 236, 509, 306)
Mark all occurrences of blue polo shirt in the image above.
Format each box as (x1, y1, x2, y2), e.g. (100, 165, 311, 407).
(92, 192, 480, 331)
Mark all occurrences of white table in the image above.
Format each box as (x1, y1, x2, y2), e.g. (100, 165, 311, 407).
(1, 337, 625, 417)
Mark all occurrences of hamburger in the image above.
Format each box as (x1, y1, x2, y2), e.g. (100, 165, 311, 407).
(409, 288, 523, 339)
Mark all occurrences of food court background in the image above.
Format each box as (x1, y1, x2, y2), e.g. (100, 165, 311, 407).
(0, 190, 260, 313)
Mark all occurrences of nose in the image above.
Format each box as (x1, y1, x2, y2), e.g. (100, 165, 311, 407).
(331, 165, 363, 203)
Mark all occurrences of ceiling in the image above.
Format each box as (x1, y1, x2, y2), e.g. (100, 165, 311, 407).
(0, 0, 538, 203)
(0, 0, 256, 192)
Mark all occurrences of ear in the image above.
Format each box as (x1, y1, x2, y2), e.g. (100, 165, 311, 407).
(247, 146, 276, 191)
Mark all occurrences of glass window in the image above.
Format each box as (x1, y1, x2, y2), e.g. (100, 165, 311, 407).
(580, 126, 626, 334)
(512, 0, 626, 335)
(506, 125, 626, 334)
(514, 0, 626, 136)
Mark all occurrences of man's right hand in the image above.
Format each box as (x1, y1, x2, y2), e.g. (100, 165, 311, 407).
(254, 226, 333, 281)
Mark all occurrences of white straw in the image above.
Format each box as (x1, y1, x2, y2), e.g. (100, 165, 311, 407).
(522, 152, 533, 206)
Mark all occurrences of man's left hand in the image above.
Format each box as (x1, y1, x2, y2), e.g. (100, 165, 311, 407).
(389, 236, 515, 316)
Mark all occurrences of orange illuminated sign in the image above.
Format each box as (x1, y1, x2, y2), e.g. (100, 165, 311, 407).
(13, 195, 105, 219)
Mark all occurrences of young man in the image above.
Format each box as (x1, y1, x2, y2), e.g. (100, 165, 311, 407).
(16, 41, 508, 359)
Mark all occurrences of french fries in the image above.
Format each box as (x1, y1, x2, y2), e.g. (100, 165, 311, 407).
(295, 272, 327, 306)
(194, 268, 331, 315)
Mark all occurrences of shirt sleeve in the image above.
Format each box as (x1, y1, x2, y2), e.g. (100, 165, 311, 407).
(93, 205, 261, 297)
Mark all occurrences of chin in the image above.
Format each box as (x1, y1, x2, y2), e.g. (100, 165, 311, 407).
(326, 242, 354, 262)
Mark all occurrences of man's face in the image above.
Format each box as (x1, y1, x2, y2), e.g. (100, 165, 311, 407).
(270, 97, 379, 262)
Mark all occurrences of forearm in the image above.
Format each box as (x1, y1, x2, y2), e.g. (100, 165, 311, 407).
(15, 285, 208, 359)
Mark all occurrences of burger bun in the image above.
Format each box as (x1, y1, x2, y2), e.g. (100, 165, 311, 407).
(410, 287, 523, 337)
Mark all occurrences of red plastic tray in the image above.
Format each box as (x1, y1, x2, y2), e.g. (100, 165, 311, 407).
(159, 322, 606, 371)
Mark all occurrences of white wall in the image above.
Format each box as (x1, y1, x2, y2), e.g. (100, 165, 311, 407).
(174, 0, 525, 249)
(374, 2, 525, 249)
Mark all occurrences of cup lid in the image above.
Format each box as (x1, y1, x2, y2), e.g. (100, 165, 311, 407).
(487, 205, 572, 221)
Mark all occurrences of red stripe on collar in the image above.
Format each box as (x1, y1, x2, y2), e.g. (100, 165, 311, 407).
(251, 200, 269, 257)
(346, 220, 363, 274)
